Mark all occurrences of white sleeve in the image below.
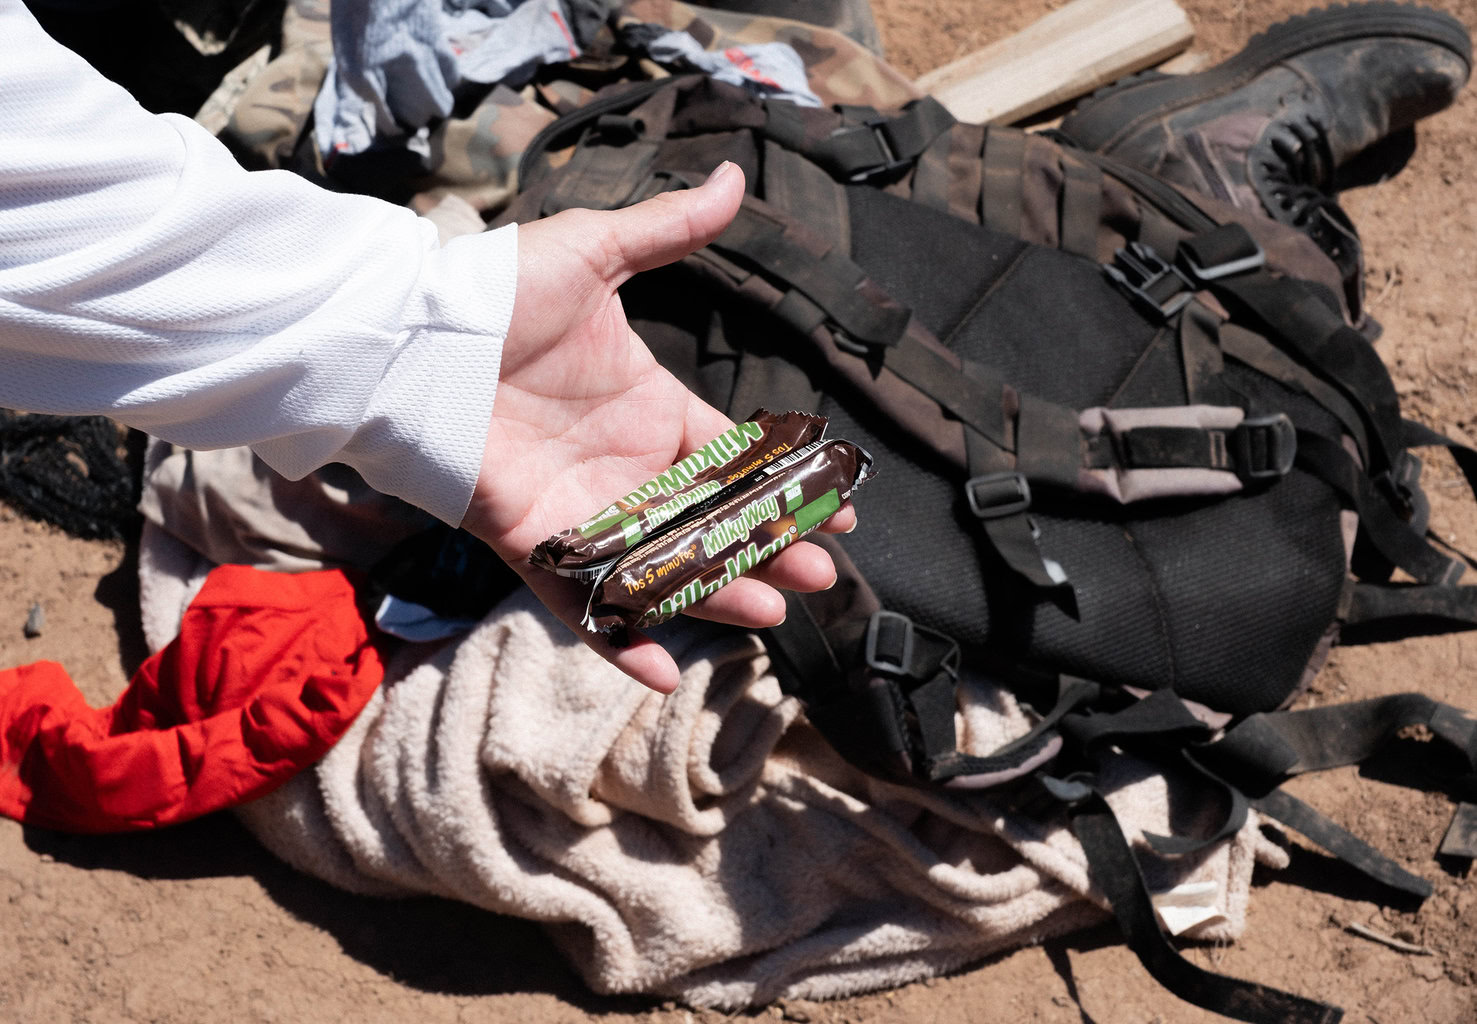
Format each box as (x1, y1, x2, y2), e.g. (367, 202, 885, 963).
(0, 0, 515, 526)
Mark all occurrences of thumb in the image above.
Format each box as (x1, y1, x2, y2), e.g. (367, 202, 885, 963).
(596, 161, 745, 284)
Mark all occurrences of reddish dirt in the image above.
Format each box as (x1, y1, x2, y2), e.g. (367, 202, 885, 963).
(2, 2, 1475, 1022)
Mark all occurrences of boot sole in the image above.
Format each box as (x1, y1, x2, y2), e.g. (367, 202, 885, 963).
(1058, 2, 1473, 152)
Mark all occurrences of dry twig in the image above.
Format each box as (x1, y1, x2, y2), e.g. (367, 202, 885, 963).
(1335, 918, 1435, 956)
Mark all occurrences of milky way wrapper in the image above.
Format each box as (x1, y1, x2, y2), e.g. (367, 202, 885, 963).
(581, 438, 875, 634)
(528, 409, 828, 581)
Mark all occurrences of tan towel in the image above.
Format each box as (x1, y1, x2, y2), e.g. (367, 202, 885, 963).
(139, 515, 1287, 1010)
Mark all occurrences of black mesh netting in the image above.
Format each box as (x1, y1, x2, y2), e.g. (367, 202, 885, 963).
(0, 410, 141, 541)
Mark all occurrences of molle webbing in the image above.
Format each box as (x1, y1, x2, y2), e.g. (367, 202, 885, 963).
(709, 201, 910, 349)
(765, 94, 955, 182)
(981, 127, 1026, 237)
(1058, 149, 1105, 258)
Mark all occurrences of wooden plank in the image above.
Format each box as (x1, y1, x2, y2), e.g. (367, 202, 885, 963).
(914, 0, 1194, 126)
(1156, 50, 1209, 75)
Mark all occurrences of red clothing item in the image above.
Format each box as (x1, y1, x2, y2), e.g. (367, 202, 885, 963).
(0, 565, 385, 832)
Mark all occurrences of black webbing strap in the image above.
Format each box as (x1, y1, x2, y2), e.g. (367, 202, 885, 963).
(862, 611, 961, 767)
(1252, 789, 1433, 902)
(765, 554, 919, 785)
(964, 422, 1073, 592)
(768, 582, 1092, 787)
(1198, 694, 1477, 796)
(1098, 416, 1296, 482)
(774, 96, 955, 182)
(1065, 788, 1346, 1024)
(1402, 418, 1477, 501)
(926, 678, 1100, 784)
(1294, 429, 1463, 585)
(981, 127, 1026, 237)
(1187, 227, 1404, 477)
(710, 202, 912, 348)
(1058, 149, 1104, 258)
(884, 335, 1012, 448)
(1061, 691, 1250, 856)
(1061, 688, 1211, 750)
(1218, 322, 1370, 461)
(1342, 582, 1477, 643)
(1178, 300, 1230, 405)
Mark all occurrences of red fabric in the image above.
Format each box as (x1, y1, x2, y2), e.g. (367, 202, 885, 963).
(0, 565, 385, 832)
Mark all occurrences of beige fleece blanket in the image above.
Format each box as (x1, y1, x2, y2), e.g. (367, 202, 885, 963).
(138, 449, 1288, 1008)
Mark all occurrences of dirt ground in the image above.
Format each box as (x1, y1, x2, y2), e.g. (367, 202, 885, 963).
(3, 1, 1476, 1022)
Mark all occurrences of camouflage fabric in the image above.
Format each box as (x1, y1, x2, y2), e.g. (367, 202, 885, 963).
(693, 0, 884, 56)
(619, 0, 916, 109)
(214, 0, 909, 216)
(220, 0, 332, 170)
(415, 84, 560, 214)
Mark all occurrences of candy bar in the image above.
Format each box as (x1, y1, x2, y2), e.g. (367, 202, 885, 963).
(582, 438, 874, 633)
(529, 409, 827, 580)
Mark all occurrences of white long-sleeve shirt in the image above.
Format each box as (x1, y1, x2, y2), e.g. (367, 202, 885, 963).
(0, 0, 517, 526)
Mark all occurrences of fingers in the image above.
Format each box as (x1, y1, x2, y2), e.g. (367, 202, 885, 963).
(596, 161, 746, 283)
(748, 539, 837, 592)
(679, 388, 738, 460)
(816, 502, 857, 534)
(596, 631, 682, 695)
(679, 539, 839, 629)
(678, 576, 787, 627)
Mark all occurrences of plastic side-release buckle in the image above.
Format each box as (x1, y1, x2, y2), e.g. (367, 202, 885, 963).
(1229, 413, 1296, 481)
(1103, 242, 1195, 321)
(864, 610, 916, 677)
(965, 471, 1032, 519)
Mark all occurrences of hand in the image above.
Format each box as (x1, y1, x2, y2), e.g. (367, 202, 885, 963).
(461, 163, 855, 694)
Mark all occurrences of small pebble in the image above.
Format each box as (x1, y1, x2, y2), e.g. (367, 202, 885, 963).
(23, 601, 44, 638)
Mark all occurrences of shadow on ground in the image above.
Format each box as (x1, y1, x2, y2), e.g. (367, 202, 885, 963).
(22, 813, 652, 1011)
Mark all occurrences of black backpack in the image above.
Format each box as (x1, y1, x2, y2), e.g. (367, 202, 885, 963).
(497, 75, 1477, 1024)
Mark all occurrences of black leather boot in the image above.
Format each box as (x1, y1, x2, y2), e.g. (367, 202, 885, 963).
(1058, 3, 1471, 318)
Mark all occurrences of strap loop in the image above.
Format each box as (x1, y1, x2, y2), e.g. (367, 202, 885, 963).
(965, 471, 1032, 519)
(1177, 224, 1267, 282)
(864, 610, 916, 677)
(807, 97, 956, 183)
(1230, 413, 1297, 482)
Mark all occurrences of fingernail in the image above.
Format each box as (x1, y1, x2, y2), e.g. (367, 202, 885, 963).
(704, 160, 735, 186)
(842, 520, 857, 534)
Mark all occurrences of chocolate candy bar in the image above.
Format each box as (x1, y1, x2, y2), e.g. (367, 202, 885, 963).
(529, 409, 827, 580)
(583, 438, 874, 633)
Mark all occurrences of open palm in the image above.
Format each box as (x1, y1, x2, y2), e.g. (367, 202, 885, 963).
(462, 164, 852, 693)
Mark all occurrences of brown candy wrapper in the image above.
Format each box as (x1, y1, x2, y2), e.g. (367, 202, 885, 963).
(528, 409, 827, 580)
(582, 438, 874, 633)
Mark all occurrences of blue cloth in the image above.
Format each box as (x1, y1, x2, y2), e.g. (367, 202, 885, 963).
(313, 0, 820, 159)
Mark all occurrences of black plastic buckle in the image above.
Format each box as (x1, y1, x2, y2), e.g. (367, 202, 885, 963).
(1103, 242, 1195, 321)
(864, 610, 916, 677)
(1179, 235, 1266, 282)
(1230, 413, 1296, 481)
(838, 117, 910, 183)
(965, 471, 1032, 519)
